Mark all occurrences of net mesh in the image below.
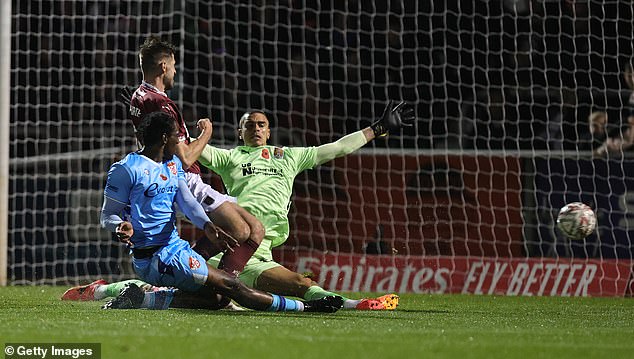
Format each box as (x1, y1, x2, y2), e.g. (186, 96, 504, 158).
(9, 1, 634, 294)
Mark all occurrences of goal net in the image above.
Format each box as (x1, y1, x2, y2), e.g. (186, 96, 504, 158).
(9, 1, 634, 295)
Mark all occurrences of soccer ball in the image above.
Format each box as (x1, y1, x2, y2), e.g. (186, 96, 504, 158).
(556, 202, 597, 240)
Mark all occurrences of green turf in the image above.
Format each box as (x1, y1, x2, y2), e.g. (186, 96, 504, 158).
(1, 287, 633, 359)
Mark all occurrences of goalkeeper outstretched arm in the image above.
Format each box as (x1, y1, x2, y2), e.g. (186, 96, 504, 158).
(315, 101, 416, 166)
(315, 128, 373, 166)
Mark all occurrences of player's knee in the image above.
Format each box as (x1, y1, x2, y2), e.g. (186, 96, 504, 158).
(229, 223, 251, 243)
(249, 220, 265, 244)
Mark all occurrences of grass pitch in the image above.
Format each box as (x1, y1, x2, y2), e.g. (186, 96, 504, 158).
(1, 287, 633, 359)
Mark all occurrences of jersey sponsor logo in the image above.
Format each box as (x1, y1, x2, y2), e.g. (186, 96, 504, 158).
(241, 162, 283, 177)
(189, 256, 201, 270)
(261, 148, 270, 159)
(242, 163, 253, 175)
(144, 182, 177, 197)
(167, 161, 177, 175)
(274, 147, 284, 159)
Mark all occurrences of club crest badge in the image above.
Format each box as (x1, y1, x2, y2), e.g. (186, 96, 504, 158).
(273, 147, 284, 159)
(189, 256, 201, 270)
(167, 161, 177, 175)
(261, 148, 270, 159)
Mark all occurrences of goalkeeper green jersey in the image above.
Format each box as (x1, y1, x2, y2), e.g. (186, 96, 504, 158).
(199, 144, 318, 248)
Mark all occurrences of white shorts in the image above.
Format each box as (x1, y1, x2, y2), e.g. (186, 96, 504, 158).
(185, 172, 237, 213)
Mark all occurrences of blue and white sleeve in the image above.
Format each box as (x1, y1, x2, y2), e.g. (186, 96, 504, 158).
(100, 164, 132, 232)
(175, 178, 210, 230)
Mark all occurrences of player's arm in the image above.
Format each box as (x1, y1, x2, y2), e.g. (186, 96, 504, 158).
(197, 144, 231, 172)
(100, 164, 134, 245)
(314, 101, 416, 165)
(175, 118, 213, 170)
(314, 129, 373, 166)
(174, 178, 239, 251)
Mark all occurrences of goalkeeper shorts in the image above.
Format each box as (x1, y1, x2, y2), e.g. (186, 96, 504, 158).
(207, 244, 281, 288)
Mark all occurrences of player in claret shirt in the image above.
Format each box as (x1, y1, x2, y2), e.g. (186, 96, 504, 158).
(126, 36, 263, 277)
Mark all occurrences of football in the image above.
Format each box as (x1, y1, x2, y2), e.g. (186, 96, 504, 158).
(556, 202, 597, 240)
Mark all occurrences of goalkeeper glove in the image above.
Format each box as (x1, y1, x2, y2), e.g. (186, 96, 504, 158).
(370, 100, 416, 137)
(118, 86, 135, 108)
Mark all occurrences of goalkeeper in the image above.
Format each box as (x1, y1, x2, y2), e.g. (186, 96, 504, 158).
(195, 103, 414, 310)
(63, 101, 414, 310)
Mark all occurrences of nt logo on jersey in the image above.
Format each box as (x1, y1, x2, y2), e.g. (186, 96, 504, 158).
(241, 163, 284, 177)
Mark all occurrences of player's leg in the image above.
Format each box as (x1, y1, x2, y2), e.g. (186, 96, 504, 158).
(209, 201, 264, 275)
(61, 279, 158, 301)
(254, 265, 399, 310)
(186, 172, 263, 275)
(169, 288, 229, 310)
(105, 240, 341, 312)
(202, 262, 342, 312)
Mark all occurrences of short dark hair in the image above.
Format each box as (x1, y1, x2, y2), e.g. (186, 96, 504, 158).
(239, 109, 274, 127)
(137, 112, 175, 147)
(139, 36, 176, 74)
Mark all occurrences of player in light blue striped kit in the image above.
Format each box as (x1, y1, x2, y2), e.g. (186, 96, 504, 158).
(100, 111, 342, 313)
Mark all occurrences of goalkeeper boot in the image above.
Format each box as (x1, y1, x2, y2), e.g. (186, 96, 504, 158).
(355, 294, 400, 310)
(303, 295, 344, 313)
(61, 279, 108, 301)
(102, 283, 144, 310)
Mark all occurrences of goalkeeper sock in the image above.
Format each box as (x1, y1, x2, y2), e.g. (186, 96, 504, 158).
(103, 279, 149, 299)
(304, 285, 350, 302)
(140, 289, 176, 310)
(267, 294, 304, 312)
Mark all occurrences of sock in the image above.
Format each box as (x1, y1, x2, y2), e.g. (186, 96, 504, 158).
(104, 279, 149, 298)
(218, 238, 260, 276)
(140, 289, 176, 310)
(343, 299, 362, 309)
(267, 294, 305, 312)
(303, 285, 349, 302)
(93, 285, 108, 300)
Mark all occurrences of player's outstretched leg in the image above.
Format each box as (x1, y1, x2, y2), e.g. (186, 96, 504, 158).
(102, 283, 232, 310)
(61, 279, 158, 301)
(203, 263, 342, 313)
(255, 266, 399, 310)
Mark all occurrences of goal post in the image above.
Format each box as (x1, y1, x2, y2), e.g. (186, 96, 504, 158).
(9, 1, 634, 296)
(0, 0, 11, 287)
